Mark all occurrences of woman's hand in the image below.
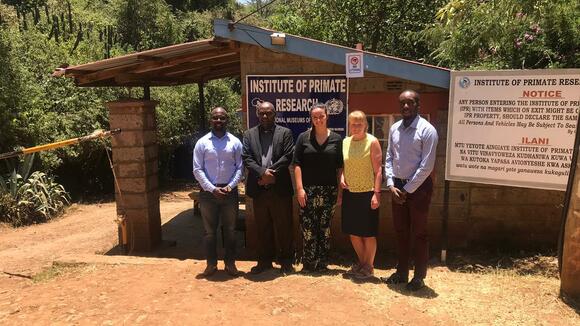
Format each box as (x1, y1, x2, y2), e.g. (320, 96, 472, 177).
(297, 188, 307, 208)
(339, 173, 349, 190)
(371, 192, 380, 210)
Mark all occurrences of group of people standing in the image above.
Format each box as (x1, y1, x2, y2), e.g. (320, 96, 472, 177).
(193, 89, 438, 291)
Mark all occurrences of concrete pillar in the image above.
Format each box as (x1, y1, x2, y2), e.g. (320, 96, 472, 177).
(107, 99, 161, 252)
(561, 158, 580, 304)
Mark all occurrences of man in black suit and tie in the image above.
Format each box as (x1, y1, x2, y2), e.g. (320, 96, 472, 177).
(242, 101, 295, 274)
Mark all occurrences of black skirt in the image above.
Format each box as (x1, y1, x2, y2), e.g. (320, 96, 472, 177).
(341, 190, 379, 237)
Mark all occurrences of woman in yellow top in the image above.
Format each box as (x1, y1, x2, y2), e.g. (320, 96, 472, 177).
(339, 110, 383, 279)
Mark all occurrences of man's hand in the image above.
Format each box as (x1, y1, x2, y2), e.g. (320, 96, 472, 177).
(212, 187, 228, 199)
(258, 168, 276, 185)
(390, 186, 406, 204)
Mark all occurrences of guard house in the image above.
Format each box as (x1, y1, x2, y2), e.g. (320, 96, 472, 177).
(57, 19, 563, 254)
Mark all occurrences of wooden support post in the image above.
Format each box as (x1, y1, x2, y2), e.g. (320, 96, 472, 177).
(198, 82, 206, 132)
(560, 112, 580, 306)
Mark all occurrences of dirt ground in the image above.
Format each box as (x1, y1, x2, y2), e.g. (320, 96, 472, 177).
(0, 191, 578, 325)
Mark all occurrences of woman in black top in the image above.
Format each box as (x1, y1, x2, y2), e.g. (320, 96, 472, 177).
(293, 103, 343, 273)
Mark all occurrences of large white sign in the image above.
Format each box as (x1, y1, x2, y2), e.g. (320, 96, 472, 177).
(446, 69, 580, 191)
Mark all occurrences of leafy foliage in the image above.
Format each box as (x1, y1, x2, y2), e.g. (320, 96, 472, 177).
(0, 154, 70, 226)
(269, 0, 445, 60)
(0, 1, 243, 198)
(115, 0, 183, 51)
(421, 0, 579, 69)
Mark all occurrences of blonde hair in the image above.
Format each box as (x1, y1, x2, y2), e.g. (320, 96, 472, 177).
(348, 110, 368, 134)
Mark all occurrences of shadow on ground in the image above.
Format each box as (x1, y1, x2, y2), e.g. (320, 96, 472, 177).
(105, 206, 251, 261)
(103, 203, 401, 274)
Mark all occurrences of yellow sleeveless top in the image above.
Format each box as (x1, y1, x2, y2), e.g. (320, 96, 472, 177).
(343, 133, 375, 193)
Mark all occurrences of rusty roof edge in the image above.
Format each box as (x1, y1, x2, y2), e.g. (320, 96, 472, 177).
(214, 19, 450, 89)
(59, 38, 219, 76)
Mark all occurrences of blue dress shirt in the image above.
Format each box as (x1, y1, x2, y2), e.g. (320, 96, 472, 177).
(193, 131, 243, 192)
(385, 115, 438, 193)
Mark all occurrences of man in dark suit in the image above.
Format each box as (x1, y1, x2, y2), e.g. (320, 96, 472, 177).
(242, 101, 295, 274)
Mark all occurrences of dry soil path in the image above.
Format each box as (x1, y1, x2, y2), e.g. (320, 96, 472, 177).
(0, 191, 578, 325)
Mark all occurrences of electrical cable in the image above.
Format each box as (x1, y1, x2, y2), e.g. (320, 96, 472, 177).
(231, 0, 282, 27)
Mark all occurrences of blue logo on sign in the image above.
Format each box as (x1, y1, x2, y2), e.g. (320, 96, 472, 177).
(459, 77, 471, 88)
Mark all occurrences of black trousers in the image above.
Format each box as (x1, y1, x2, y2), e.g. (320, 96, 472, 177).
(253, 189, 294, 265)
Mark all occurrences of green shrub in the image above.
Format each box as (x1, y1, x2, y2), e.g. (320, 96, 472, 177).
(0, 154, 70, 226)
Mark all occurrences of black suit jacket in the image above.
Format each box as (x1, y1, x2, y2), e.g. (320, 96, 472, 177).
(242, 125, 294, 198)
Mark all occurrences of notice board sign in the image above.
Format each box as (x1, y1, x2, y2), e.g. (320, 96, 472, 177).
(346, 53, 364, 78)
(246, 75, 348, 139)
(446, 69, 580, 191)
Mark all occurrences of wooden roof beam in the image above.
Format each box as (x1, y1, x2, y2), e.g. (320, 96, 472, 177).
(161, 57, 240, 77)
(138, 53, 239, 77)
(131, 47, 239, 74)
(73, 47, 239, 86)
(188, 65, 241, 83)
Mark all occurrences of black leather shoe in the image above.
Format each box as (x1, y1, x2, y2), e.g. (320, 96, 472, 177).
(280, 264, 295, 275)
(380, 272, 408, 284)
(225, 263, 241, 277)
(201, 264, 218, 277)
(249, 263, 273, 274)
(406, 278, 425, 291)
(300, 262, 316, 274)
(315, 265, 329, 273)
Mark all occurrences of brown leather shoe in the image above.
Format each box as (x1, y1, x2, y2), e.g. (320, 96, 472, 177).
(225, 263, 241, 277)
(201, 264, 217, 277)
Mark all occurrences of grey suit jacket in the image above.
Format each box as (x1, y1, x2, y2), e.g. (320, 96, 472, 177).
(242, 125, 294, 198)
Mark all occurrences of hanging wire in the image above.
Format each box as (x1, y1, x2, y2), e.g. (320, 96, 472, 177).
(230, 0, 282, 28)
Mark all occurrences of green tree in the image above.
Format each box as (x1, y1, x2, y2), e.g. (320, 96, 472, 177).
(0, 0, 245, 197)
(422, 0, 579, 69)
(269, 0, 445, 60)
(164, 0, 232, 12)
(115, 0, 183, 51)
(0, 28, 22, 154)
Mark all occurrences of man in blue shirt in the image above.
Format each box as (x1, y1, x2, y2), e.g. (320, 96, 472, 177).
(193, 107, 243, 277)
(383, 90, 438, 291)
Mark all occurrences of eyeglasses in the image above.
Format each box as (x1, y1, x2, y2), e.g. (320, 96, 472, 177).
(211, 116, 227, 121)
